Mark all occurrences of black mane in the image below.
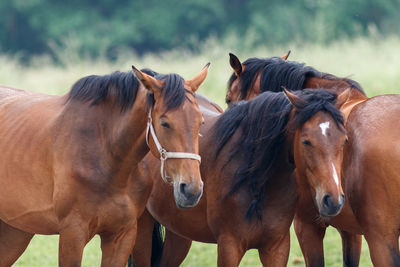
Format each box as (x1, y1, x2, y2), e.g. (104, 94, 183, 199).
(214, 89, 344, 220)
(68, 71, 140, 111)
(227, 57, 365, 101)
(67, 68, 187, 112)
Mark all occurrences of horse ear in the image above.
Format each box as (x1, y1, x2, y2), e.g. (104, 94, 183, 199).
(283, 87, 305, 109)
(335, 88, 351, 108)
(229, 53, 243, 76)
(185, 62, 210, 93)
(281, 50, 291, 60)
(132, 65, 162, 94)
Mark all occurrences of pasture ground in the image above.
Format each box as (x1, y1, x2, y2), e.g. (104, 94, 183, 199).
(2, 36, 399, 266)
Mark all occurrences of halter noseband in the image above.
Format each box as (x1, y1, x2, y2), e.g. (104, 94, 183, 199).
(146, 106, 201, 183)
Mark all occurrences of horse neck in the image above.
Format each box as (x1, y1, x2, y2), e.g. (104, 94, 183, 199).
(340, 89, 369, 121)
(304, 77, 352, 93)
(304, 77, 369, 117)
(110, 86, 149, 160)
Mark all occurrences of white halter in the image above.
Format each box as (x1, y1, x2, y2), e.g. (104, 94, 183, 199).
(146, 106, 201, 183)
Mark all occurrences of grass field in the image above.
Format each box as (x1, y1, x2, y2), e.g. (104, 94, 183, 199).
(2, 36, 400, 266)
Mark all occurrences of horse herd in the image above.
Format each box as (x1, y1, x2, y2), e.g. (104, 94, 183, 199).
(0, 52, 398, 267)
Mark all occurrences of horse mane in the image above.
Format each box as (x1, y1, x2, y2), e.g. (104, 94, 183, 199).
(67, 69, 187, 112)
(227, 57, 365, 101)
(214, 89, 344, 220)
(67, 71, 140, 112)
(140, 68, 159, 77)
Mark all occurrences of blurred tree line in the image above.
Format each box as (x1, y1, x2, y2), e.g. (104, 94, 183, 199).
(1, 0, 399, 59)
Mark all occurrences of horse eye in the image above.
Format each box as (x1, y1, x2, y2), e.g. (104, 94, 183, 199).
(302, 140, 312, 146)
(225, 98, 231, 105)
(161, 121, 170, 128)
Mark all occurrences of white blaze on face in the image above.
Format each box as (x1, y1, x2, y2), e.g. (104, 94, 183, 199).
(319, 121, 330, 136)
(331, 163, 339, 187)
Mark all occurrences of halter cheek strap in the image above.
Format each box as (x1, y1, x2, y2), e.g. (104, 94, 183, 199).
(146, 106, 201, 183)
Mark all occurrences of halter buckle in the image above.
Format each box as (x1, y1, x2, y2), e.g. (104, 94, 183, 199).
(159, 148, 168, 160)
(165, 175, 173, 183)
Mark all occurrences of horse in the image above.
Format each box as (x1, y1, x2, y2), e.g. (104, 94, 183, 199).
(0, 63, 210, 267)
(131, 87, 350, 266)
(225, 54, 400, 266)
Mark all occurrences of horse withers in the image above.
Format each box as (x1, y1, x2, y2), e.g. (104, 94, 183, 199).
(132, 88, 350, 267)
(0, 63, 209, 266)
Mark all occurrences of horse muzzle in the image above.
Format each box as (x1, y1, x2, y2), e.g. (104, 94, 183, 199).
(173, 179, 204, 209)
(318, 193, 345, 217)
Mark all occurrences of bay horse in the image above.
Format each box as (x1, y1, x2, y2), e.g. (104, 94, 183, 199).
(226, 54, 400, 266)
(132, 88, 350, 266)
(0, 63, 210, 266)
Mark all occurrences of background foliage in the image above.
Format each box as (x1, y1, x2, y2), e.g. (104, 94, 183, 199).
(1, 0, 400, 59)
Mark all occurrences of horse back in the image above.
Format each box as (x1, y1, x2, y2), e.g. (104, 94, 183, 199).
(347, 94, 400, 148)
(195, 93, 223, 119)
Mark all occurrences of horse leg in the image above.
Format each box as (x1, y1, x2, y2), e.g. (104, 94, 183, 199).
(364, 230, 400, 267)
(158, 229, 192, 267)
(258, 231, 290, 267)
(0, 220, 34, 267)
(59, 224, 90, 267)
(132, 209, 155, 267)
(100, 224, 137, 267)
(293, 216, 326, 267)
(338, 230, 361, 267)
(217, 235, 245, 267)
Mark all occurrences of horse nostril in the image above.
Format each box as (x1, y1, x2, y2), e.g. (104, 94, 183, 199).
(320, 193, 344, 216)
(322, 194, 333, 208)
(179, 182, 187, 195)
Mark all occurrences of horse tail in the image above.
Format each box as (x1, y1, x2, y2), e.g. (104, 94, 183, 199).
(151, 221, 164, 267)
(125, 221, 164, 267)
(127, 255, 135, 267)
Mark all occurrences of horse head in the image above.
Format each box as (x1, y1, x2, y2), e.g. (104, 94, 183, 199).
(286, 89, 350, 217)
(226, 52, 291, 107)
(132, 63, 210, 208)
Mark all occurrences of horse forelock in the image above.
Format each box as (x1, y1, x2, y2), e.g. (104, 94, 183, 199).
(146, 73, 189, 112)
(289, 89, 345, 132)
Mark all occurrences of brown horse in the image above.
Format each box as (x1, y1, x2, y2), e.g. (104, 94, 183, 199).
(132, 87, 350, 266)
(0, 63, 209, 266)
(226, 54, 400, 266)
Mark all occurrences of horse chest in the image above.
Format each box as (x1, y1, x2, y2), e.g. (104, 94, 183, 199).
(325, 202, 363, 234)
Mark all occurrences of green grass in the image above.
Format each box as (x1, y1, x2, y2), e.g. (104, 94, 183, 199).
(13, 227, 372, 266)
(2, 36, 400, 266)
(182, 227, 373, 267)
